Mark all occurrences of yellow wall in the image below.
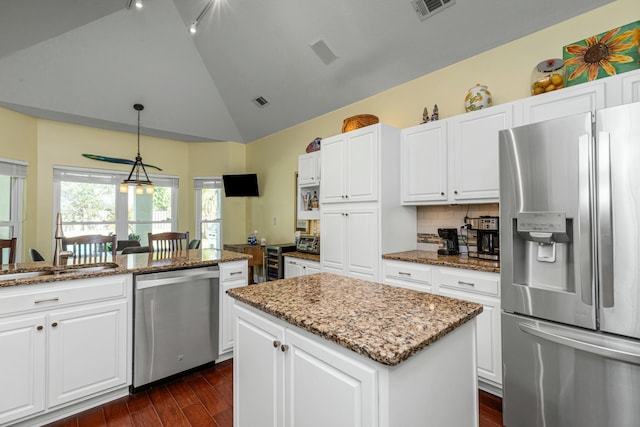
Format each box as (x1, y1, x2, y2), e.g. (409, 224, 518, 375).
(246, 0, 640, 243)
(0, 0, 638, 257)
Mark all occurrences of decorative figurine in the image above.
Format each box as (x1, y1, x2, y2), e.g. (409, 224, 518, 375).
(422, 107, 429, 123)
(431, 104, 439, 121)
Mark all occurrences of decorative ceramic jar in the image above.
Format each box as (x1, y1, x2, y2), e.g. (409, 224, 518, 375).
(464, 84, 492, 112)
(530, 58, 566, 95)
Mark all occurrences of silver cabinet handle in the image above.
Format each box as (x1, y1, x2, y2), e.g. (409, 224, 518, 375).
(458, 280, 475, 287)
(281, 344, 289, 352)
(34, 297, 59, 304)
(230, 271, 243, 276)
(273, 340, 281, 348)
(399, 272, 411, 276)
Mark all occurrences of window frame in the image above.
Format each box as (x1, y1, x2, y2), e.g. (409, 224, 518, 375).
(0, 158, 27, 262)
(194, 176, 223, 249)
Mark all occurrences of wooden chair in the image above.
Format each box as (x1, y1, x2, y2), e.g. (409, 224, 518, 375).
(148, 232, 189, 252)
(121, 245, 150, 254)
(61, 234, 117, 264)
(0, 238, 17, 264)
(116, 239, 141, 252)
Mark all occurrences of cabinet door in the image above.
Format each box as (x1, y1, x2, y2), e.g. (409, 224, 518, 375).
(284, 258, 305, 278)
(346, 207, 379, 281)
(320, 135, 346, 204)
(220, 278, 247, 354)
(234, 304, 286, 427)
(621, 70, 640, 104)
(437, 285, 502, 387)
(452, 104, 512, 202)
(0, 314, 46, 425)
(518, 80, 605, 125)
(303, 262, 321, 275)
(401, 122, 448, 203)
(285, 328, 378, 427)
(48, 300, 128, 407)
(298, 152, 320, 186)
(320, 209, 347, 275)
(346, 126, 378, 202)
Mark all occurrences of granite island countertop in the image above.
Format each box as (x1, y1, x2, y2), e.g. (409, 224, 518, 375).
(0, 248, 251, 288)
(227, 272, 483, 366)
(383, 250, 500, 273)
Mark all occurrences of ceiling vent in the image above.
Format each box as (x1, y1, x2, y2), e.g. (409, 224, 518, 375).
(252, 96, 270, 108)
(410, 0, 455, 21)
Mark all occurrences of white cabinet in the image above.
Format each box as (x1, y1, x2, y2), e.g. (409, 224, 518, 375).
(621, 70, 640, 104)
(320, 123, 416, 282)
(321, 125, 379, 204)
(298, 152, 321, 221)
(218, 260, 248, 359)
(298, 152, 320, 186)
(433, 266, 502, 394)
(382, 259, 432, 293)
(321, 206, 379, 281)
(0, 275, 131, 426)
(401, 105, 511, 205)
(401, 121, 448, 203)
(234, 299, 479, 427)
(284, 256, 320, 278)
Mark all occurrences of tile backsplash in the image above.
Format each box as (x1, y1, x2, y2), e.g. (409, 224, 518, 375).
(417, 203, 499, 252)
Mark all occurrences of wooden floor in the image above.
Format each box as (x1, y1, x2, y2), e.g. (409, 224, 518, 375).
(44, 359, 503, 427)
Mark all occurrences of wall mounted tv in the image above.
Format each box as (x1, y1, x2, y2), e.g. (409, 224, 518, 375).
(222, 174, 259, 197)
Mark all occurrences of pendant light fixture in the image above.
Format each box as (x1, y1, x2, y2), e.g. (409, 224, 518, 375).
(120, 104, 154, 195)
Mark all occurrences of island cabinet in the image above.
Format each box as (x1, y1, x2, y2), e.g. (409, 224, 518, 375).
(218, 260, 248, 359)
(320, 123, 416, 282)
(401, 104, 512, 205)
(283, 256, 320, 278)
(233, 301, 479, 427)
(0, 274, 131, 427)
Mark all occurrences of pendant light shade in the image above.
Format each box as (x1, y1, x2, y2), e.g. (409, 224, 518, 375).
(121, 104, 154, 194)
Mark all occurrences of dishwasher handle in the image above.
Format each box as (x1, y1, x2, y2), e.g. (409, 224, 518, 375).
(136, 270, 220, 290)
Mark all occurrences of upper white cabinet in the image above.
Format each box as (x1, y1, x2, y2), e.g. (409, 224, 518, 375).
(401, 104, 512, 205)
(321, 125, 378, 204)
(320, 123, 416, 282)
(298, 152, 320, 186)
(401, 121, 448, 203)
(620, 70, 640, 104)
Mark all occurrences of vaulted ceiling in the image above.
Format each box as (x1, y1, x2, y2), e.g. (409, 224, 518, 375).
(0, 0, 612, 143)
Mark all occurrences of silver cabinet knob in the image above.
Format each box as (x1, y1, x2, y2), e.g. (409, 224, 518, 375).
(273, 340, 281, 348)
(280, 344, 289, 352)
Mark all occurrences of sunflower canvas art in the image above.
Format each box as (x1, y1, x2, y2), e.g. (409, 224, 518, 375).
(563, 21, 640, 87)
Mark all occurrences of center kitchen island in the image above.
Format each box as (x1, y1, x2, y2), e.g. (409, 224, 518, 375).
(228, 272, 483, 427)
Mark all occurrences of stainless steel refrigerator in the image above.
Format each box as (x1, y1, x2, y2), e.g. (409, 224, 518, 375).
(499, 101, 640, 427)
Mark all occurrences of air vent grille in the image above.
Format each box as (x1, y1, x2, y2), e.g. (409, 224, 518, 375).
(253, 96, 270, 108)
(410, 0, 455, 21)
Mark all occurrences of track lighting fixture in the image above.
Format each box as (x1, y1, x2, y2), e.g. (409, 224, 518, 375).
(189, 0, 214, 35)
(126, 0, 143, 9)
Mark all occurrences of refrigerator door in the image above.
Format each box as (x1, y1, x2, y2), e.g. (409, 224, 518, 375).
(502, 312, 640, 427)
(597, 101, 640, 339)
(499, 112, 596, 329)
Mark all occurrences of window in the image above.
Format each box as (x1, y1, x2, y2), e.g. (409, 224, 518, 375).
(53, 166, 178, 246)
(0, 158, 27, 261)
(195, 177, 222, 249)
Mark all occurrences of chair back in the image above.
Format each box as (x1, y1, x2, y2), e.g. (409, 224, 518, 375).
(0, 238, 17, 264)
(148, 232, 189, 252)
(116, 239, 141, 252)
(189, 239, 201, 249)
(61, 234, 117, 264)
(30, 248, 45, 262)
(121, 245, 150, 254)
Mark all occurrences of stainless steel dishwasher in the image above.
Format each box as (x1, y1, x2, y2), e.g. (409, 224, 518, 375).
(133, 266, 220, 390)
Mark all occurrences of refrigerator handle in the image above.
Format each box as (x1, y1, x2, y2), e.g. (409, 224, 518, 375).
(579, 134, 594, 306)
(518, 322, 640, 365)
(597, 131, 614, 308)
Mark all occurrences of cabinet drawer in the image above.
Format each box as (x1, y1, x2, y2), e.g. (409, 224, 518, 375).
(220, 260, 248, 282)
(436, 268, 499, 297)
(0, 275, 129, 317)
(383, 261, 431, 284)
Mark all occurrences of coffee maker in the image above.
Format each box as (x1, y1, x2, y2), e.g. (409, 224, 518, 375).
(437, 228, 460, 255)
(465, 216, 499, 260)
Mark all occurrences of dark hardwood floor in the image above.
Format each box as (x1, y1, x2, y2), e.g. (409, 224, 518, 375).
(44, 359, 503, 426)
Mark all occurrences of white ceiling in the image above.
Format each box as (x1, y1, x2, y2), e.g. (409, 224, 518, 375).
(0, 0, 613, 143)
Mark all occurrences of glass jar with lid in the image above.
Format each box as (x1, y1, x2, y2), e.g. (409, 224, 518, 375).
(530, 58, 566, 96)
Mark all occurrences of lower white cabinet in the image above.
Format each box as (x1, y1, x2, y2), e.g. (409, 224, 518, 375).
(218, 260, 248, 358)
(0, 275, 131, 426)
(382, 259, 432, 293)
(284, 256, 320, 278)
(234, 300, 479, 427)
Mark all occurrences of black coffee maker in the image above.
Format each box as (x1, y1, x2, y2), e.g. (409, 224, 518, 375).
(437, 228, 459, 255)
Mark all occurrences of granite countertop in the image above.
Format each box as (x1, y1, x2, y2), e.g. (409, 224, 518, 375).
(283, 251, 320, 262)
(0, 249, 251, 288)
(383, 250, 500, 273)
(228, 273, 483, 366)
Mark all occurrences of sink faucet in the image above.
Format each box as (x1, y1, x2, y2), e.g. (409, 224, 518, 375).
(52, 213, 73, 266)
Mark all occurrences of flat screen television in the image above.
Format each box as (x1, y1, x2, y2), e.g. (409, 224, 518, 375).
(222, 174, 259, 197)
